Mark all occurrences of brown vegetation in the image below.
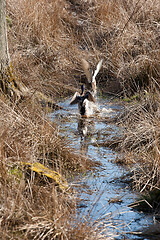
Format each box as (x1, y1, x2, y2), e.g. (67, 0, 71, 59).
(7, 0, 160, 96)
(0, 0, 159, 238)
(119, 87, 160, 213)
(0, 93, 100, 238)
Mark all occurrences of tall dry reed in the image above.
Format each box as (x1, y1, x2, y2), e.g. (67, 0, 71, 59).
(0, 96, 102, 239)
(3, 0, 160, 237)
(119, 87, 160, 203)
(6, 0, 159, 96)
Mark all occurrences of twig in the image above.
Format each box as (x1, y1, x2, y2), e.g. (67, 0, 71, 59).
(121, 0, 148, 35)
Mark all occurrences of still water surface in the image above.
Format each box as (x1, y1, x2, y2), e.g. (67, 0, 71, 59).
(50, 96, 153, 239)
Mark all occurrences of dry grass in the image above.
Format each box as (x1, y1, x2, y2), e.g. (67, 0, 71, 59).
(119, 87, 160, 212)
(0, 96, 101, 239)
(2, 0, 160, 238)
(6, 0, 160, 96)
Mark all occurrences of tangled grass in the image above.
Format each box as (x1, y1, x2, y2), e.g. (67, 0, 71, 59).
(1, 0, 160, 238)
(119, 87, 160, 213)
(6, 0, 160, 96)
(0, 96, 102, 239)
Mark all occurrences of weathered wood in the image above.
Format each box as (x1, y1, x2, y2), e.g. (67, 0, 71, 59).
(0, 0, 27, 98)
(0, 0, 10, 73)
(0, 1, 61, 109)
(0, 0, 12, 96)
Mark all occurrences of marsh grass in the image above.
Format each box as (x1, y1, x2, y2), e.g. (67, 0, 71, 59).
(2, 0, 160, 238)
(118, 87, 160, 214)
(0, 96, 103, 239)
(7, 0, 160, 96)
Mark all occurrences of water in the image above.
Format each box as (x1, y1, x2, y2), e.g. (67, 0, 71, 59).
(49, 96, 153, 239)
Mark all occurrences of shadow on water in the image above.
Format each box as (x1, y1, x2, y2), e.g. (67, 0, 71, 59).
(49, 96, 153, 239)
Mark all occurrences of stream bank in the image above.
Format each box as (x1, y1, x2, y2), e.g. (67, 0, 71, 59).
(50, 96, 154, 239)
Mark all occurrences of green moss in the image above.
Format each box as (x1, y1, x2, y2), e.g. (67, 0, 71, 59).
(123, 97, 131, 102)
(8, 166, 23, 180)
(123, 94, 139, 102)
(6, 16, 12, 27)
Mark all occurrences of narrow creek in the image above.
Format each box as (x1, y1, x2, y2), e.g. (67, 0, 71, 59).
(50, 96, 153, 239)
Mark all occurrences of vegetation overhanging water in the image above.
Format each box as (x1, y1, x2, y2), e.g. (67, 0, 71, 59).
(50, 96, 154, 239)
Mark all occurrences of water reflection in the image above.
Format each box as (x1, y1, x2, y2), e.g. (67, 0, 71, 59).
(77, 118, 88, 138)
(77, 117, 96, 154)
(50, 97, 153, 239)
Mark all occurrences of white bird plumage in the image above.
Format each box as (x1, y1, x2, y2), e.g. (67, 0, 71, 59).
(70, 59, 103, 117)
(81, 59, 103, 96)
(92, 59, 103, 82)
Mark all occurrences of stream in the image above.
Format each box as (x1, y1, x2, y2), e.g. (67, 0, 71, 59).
(50, 96, 153, 239)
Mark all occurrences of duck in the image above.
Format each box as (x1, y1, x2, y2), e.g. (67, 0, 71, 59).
(70, 59, 103, 117)
(81, 58, 103, 97)
(70, 84, 96, 117)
